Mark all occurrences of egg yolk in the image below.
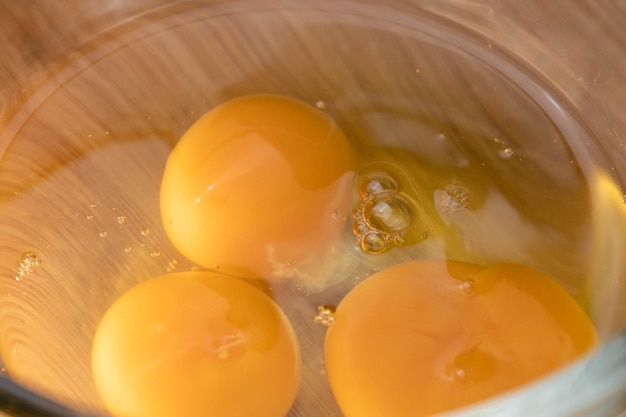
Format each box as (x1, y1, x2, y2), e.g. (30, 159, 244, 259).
(92, 272, 301, 417)
(324, 260, 598, 417)
(160, 95, 355, 280)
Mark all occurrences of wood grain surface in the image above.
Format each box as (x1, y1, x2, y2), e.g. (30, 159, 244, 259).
(0, 1, 624, 417)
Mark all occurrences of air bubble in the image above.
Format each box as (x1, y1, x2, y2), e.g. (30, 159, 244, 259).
(315, 100, 327, 110)
(459, 279, 475, 295)
(361, 231, 387, 254)
(117, 215, 126, 225)
(499, 148, 514, 159)
(364, 192, 414, 234)
(124, 246, 132, 253)
(99, 231, 108, 238)
(353, 222, 368, 236)
(141, 228, 151, 236)
(357, 174, 399, 197)
(150, 251, 161, 258)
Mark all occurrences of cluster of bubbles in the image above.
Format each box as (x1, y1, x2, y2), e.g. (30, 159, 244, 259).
(313, 305, 336, 327)
(15, 252, 41, 281)
(352, 166, 418, 255)
(439, 180, 471, 213)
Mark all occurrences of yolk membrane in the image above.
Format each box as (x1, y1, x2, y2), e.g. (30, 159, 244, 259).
(324, 260, 598, 417)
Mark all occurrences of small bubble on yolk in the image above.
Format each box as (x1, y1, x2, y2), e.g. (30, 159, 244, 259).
(92, 271, 301, 417)
(160, 95, 355, 281)
(324, 260, 598, 417)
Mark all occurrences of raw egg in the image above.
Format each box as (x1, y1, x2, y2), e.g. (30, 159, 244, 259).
(324, 260, 598, 417)
(160, 95, 355, 280)
(92, 271, 301, 417)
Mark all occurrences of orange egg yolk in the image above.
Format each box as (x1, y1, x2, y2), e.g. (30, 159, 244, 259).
(160, 95, 355, 280)
(324, 260, 598, 417)
(92, 272, 301, 417)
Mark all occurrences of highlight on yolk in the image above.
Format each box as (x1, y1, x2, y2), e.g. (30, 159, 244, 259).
(324, 260, 598, 417)
(160, 94, 355, 281)
(92, 271, 301, 417)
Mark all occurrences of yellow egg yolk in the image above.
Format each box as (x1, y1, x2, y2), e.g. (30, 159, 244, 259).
(92, 272, 301, 417)
(324, 260, 598, 417)
(160, 95, 355, 280)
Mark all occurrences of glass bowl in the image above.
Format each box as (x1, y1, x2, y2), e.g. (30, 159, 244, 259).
(0, 1, 624, 416)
